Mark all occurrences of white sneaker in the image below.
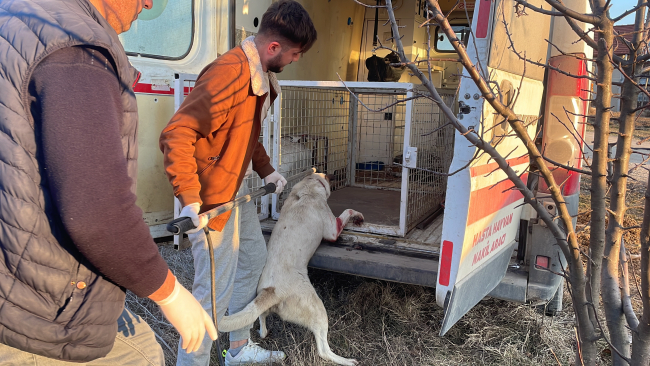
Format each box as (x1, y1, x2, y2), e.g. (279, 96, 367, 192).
(224, 340, 286, 365)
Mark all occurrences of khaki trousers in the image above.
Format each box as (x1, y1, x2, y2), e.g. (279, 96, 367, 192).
(0, 307, 164, 365)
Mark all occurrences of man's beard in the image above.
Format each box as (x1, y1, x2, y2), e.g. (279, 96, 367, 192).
(267, 53, 286, 73)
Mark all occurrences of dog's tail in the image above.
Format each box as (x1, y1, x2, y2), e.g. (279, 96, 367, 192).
(218, 287, 280, 332)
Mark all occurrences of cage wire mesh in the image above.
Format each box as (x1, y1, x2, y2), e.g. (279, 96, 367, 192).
(406, 88, 455, 231)
(274, 86, 351, 211)
(271, 83, 455, 235)
(354, 93, 405, 190)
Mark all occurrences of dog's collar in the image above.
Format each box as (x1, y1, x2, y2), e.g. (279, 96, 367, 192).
(318, 180, 327, 190)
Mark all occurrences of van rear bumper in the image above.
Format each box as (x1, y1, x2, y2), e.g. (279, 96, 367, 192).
(260, 226, 558, 306)
(306, 240, 559, 306)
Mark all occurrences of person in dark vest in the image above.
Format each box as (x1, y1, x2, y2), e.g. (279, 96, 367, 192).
(0, 0, 217, 364)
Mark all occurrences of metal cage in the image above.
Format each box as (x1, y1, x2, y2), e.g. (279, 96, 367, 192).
(270, 81, 455, 237)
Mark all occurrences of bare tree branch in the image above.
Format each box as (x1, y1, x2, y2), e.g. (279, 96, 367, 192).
(502, 8, 597, 81)
(351, 0, 383, 8)
(544, 0, 600, 24)
(620, 241, 640, 331)
(613, 2, 650, 23)
(543, 155, 592, 175)
(514, 0, 563, 16)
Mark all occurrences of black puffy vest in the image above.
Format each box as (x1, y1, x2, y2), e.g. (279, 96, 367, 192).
(0, 0, 140, 361)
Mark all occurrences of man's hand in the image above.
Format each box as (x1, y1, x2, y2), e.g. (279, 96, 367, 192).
(264, 171, 288, 194)
(180, 203, 208, 234)
(155, 279, 218, 353)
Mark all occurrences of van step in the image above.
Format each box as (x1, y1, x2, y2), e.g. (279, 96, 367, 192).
(308, 242, 439, 288)
(260, 220, 440, 260)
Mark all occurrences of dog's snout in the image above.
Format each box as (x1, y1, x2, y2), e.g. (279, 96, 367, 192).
(325, 174, 335, 183)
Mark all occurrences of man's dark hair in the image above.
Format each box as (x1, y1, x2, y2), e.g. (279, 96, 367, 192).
(258, 0, 317, 53)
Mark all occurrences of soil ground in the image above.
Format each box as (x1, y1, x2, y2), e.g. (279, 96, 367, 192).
(127, 117, 649, 365)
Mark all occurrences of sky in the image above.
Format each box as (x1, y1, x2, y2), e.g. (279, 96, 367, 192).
(611, 0, 641, 25)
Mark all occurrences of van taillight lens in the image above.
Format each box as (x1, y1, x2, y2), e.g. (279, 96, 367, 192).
(539, 55, 588, 196)
(535, 255, 550, 269)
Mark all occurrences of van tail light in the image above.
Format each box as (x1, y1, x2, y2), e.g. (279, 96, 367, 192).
(538, 55, 588, 197)
(535, 255, 550, 269)
(439, 240, 453, 286)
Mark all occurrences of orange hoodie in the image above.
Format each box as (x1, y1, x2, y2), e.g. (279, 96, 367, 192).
(159, 46, 276, 231)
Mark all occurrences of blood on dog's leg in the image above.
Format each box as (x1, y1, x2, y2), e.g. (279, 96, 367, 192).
(324, 210, 365, 241)
(259, 311, 269, 338)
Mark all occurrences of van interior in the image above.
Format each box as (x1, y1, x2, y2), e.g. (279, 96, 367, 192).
(258, 0, 475, 242)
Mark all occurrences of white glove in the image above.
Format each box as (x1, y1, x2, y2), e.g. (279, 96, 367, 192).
(264, 171, 288, 194)
(155, 279, 218, 353)
(180, 203, 208, 234)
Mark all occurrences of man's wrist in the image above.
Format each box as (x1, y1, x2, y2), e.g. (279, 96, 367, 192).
(257, 163, 275, 179)
(177, 189, 202, 208)
(148, 269, 176, 302)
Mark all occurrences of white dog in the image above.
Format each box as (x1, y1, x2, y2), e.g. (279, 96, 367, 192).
(219, 172, 364, 366)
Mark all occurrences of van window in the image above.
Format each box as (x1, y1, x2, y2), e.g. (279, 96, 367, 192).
(434, 25, 470, 53)
(119, 0, 194, 60)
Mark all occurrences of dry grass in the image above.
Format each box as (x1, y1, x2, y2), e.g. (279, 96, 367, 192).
(577, 175, 646, 327)
(127, 169, 650, 365)
(129, 243, 586, 366)
(586, 113, 650, 140)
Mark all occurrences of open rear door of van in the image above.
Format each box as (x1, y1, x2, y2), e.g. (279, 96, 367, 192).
(435, 0, 552, 335)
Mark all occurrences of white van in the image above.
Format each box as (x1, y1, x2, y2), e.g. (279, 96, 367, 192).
(119, 0, 591, 335)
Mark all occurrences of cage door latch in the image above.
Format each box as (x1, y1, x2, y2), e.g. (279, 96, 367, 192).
(403, 147, 418, 168)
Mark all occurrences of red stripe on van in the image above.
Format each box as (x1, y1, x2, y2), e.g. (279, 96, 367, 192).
(133, 83, 174, 95)
(466, 173, 528, 226)
(133, 83, 194, 95)
(439, 240, 453, 286)
(476, 0, 493, 39)
(469, 155, 529, 177)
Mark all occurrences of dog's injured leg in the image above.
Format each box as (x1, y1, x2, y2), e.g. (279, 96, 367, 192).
(324, 209, 364, 242)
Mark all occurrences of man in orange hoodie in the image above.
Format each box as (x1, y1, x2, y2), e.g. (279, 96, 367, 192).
(159, 1, 316, 365)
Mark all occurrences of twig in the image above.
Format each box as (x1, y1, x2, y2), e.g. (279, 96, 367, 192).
(620, 241, 639, 331)
(628, 154, 650, 174)
(502, 10, 596, 81)
(351, 0, 384, 8)
(553, 111, 594, 153)
(543, 155, 592, 175)
(612, 2, 650, 23)
(421, 122, 453, 137)
(337, 73, 426, 113)
(575, 326, 585, 366)
(535, 264, 570, 279)
(586, 302, 632, 364)
(540, 0, 599, 24)
(513, 0, 563, 16)
(550, 347, 562, 366)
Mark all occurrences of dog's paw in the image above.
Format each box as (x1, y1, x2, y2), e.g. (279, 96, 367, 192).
(348, 210, 364, 226)
(341, 359, 358, 366)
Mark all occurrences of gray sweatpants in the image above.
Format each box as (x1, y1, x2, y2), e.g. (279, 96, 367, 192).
(176, 184, 268, 366)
